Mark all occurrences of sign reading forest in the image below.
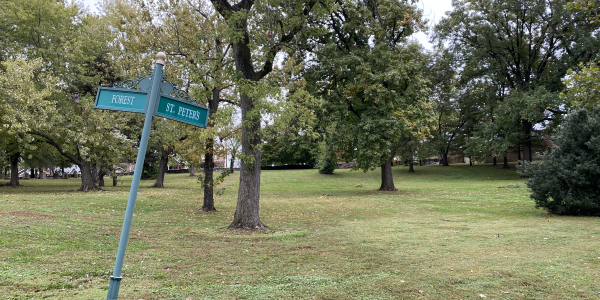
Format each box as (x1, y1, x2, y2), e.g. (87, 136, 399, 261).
(94, 87, 148, 114)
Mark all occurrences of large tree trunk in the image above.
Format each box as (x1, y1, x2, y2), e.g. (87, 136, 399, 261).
(408, 160, 415, 172)
(522, 120, 533, 162)
(91, 163, 98, 184)
(30, 167, 35, 179)
(503, 155, 509, 169)
(442, 152, 449, 166)
(379, 158, 397, 191)
(228, 93, 265, 230)
(493, 156, 497, 166)
(203, 140, 216, 212)
(112, 175, 118, 187)
(152, 147, 169, 188)
(78, 161, 98, 191)
(8, 152, 20, 187)
(229, 156, 235, 173)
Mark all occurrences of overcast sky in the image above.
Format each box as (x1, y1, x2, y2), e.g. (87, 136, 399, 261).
(80, 0, 453, 49)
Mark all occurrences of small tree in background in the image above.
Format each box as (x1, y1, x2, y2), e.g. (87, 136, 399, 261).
(520, 107, 600, 215)
(317, 142, 336, 175)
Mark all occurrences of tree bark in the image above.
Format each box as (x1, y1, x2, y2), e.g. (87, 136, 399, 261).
(522, 120, 533, 162)
(78, 160, 98, 191)
(189, 163, 195, 177)
(503, 155, 510, 169)
(469, 156, 473, 166)
(379, 158, 397, 191)
(493, 156, 497, 166)
(203, 140, 216, 212)
(113, 175, 118, 187)
(30, 167, 35, 179)
(442, 152, 449, 166)
(229, 156, 235, 173)
(91, 163, 98, 184)
(98, 166, 105, 187)
(202, 87, 221, 212)
(152, 146, 170, 188)
(408, 160, 415, 172)
(228, 93, 266, 230)
(8, 152, 20, 187)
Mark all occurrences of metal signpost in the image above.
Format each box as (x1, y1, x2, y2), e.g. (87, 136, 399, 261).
(95, 52, 208, 300)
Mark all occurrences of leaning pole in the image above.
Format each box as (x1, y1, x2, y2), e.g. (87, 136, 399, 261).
(106, 52, 165, 300)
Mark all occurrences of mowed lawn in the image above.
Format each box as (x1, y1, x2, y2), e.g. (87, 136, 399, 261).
(1, 164, 599, 299)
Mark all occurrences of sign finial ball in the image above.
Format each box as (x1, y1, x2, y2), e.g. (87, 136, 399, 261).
(156, 52, 167, 65)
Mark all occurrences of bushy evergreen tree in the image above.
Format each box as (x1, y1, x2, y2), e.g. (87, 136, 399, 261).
(520, 107, 600, 215)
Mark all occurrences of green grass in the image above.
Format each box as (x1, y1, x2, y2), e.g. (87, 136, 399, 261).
(1, 163, 599, 299)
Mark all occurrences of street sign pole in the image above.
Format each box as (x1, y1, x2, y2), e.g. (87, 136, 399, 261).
(106, 52, 166, 300)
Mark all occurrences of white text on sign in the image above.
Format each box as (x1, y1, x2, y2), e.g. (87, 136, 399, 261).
(112, 95, 135, 105)
(165, 103, 203, 121)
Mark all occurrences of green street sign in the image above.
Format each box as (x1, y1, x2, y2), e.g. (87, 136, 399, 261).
(156, 94, 209, 128)
(95, 87, 148, 113)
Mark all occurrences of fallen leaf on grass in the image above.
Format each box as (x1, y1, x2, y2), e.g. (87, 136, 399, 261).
(418, 290, 424, 293)
(479, 294, 486, 298)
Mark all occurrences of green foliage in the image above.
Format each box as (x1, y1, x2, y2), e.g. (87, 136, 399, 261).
(262, 132, 319, 167)
(316, 142, 336, 174)
(141, 162, 159, 180)
(315, 43, 432, 171)
(262, 88, 320, 167)
(426, 50, 470, 162)
(563, 63, 600, 111)
(318, 158, 336, 175)
(519, 107, 600, 215)
(198, 169, 232, 189)
(305, 0, 432, 172)
(435, 0, 600, 162)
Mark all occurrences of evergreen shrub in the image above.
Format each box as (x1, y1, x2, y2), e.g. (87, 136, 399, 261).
(518, 107, 600, 215)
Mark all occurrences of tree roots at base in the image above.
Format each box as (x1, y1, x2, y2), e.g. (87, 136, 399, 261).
(378, 187, 398, 191)
(226, 222, 269, 231)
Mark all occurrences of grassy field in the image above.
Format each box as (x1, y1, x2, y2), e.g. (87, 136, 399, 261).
(1, 163, 599, 299)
